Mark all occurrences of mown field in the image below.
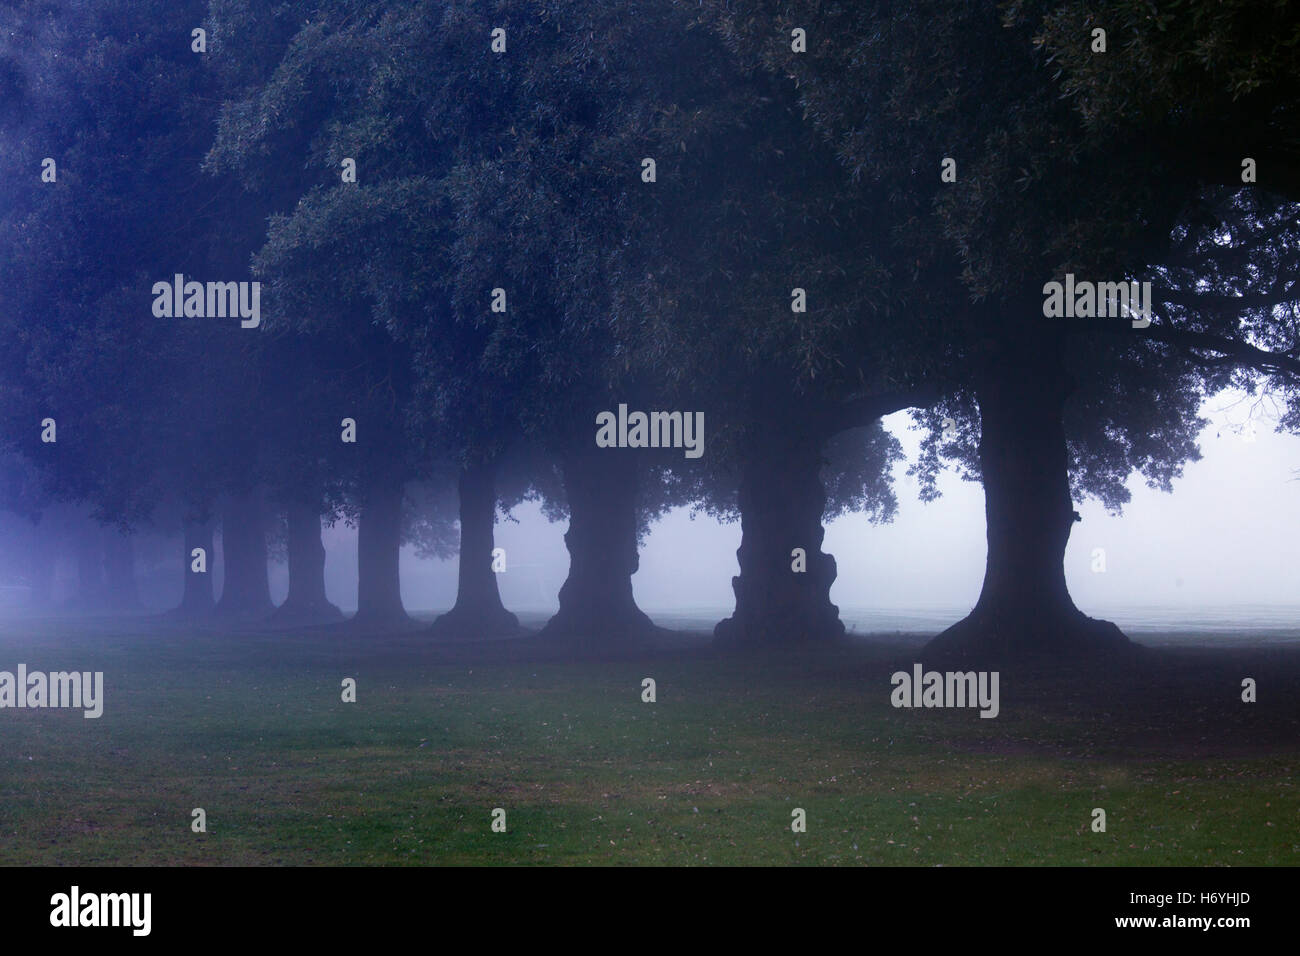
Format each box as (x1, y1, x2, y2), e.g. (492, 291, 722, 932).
(1, 614, 1296, 865)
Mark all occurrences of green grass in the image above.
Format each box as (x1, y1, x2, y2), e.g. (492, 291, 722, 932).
(0, 616, 1296, 865)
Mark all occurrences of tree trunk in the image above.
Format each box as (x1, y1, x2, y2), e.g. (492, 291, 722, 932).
(538, 447, 656, 649)
(102, 530, 141, 610)
(924, 332, 1132, 666)
(352, 471, 409, 627)
(69, 522, 108, 611)
(430, 459, 520, 638)
(215, 490, 275, 619)
(714, 431, 844, 647)
(21, 520, 56, 608)
(27, 531, 56, 609)
(175, 519, 215, 617)
(270, 501, 342, 625)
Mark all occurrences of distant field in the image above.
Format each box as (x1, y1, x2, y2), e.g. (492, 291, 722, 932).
(0, 615, 1296, 865)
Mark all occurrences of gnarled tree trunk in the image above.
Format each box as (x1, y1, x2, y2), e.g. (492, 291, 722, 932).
(270, 501, 342, 625)
(102, 529, 141, 610)
(538, 446, 656, 648)
(215, 490, 275, 619)
(714, 430, 843, 646)
(352, 470, 409, 627)
(174, 519, 215, 617)
(924, 331, 1132, 666)
(69, 521, 108, 611)
(431, 459, 519, 639)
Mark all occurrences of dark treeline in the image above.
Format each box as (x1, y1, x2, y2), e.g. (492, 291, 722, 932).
(0, 0, 1298, 665)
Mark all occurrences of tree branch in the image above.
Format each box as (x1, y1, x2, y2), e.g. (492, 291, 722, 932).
(1066, 316, 1300, 378)
(820, 383, 944, 438)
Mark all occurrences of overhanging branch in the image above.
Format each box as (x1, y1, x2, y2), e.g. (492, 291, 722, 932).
(1065, 316, 1300, 378)
(821, 383, 944, 437)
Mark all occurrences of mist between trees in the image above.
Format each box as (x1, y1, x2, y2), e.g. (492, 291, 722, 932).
(0, 0, 1298, 669)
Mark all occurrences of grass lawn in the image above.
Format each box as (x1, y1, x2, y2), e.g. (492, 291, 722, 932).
(1, 615, 1296, 865)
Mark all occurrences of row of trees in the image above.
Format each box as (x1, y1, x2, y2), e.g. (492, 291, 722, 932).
(1, 0, 1297, 663)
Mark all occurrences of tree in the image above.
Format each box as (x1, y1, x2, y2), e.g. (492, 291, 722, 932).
(205, 1, 721, 647)
(207, 1, 436, 628)
(703, 0, 1300, 665)
(607, 50, 937, 646)
(0, 0, 277, 618)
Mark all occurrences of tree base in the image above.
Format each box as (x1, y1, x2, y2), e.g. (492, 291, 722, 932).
(268, 599, 344, 628)
(212, 602, 276, 622)
(429, 605, 521, 640)
(713, 612, 846, 649)
(922, 604, 1139, 670)
(162, 603, 214, 621)
(348, 607, 416, 632)
(537, 605, 661, 656)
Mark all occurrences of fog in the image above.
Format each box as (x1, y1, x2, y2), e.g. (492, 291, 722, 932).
(278, 388, 1299, 624)
(7, 388, 1293, 628)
